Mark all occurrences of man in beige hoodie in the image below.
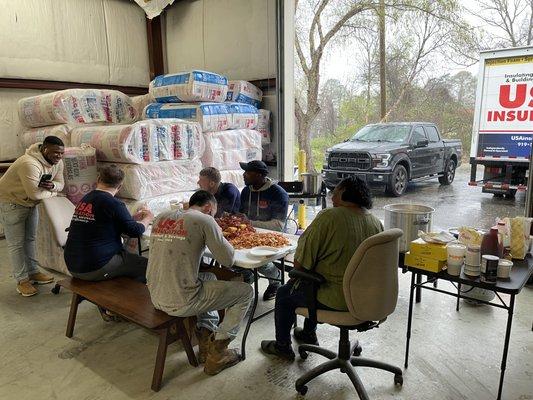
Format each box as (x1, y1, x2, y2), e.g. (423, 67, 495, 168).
(0, 136, 65, 297)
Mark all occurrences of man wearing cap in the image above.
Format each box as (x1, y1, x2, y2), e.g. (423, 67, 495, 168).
(239, 160, 289, 301)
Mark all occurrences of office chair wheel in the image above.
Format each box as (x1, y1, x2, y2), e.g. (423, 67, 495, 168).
(394, 374, 403, 386)
(296, 384, 308, 395)
(51, 285, 60, 295)
(352, 344, 362, 356)
(298, 349, 308, 360)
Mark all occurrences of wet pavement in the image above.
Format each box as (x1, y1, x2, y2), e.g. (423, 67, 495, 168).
(370, 164, 526, 231)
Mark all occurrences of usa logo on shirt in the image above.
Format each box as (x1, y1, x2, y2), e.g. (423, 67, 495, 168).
(259, 200, 269, 209)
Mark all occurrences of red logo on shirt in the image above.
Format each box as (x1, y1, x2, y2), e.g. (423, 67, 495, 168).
(152, 218, 188, 238)
(72, 202, 95, 222)
(258, 200, 269, 209)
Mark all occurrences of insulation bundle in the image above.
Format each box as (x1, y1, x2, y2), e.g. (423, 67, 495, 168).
(20, 125, 73, 149)
(149, 71, 228, 103)
(227, 102, 258, 130)
(100, 159, 202, 200)
(123, 191, 195, 217)
(220, 169, 245, 189)
(226, 80, 263, 108)
(144, 102, 231, 132)
(62, 145, 98, 205)
(18, 89, 137, 128)
(70, 119, 203, 164)
(257, 109, 271, 144)
(202, 130, 262, 171)
(130, 93, 155, 121)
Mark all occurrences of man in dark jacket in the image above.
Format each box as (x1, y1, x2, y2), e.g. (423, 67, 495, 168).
(239, 160, 289, 301)
(64, 164, 153, 282)
(197, 167, 241, 218)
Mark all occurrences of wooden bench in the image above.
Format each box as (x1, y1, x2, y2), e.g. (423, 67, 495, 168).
(56, 277, 198, 392)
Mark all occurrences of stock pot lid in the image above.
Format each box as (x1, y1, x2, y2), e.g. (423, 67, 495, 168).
(383, 203, 435, 214)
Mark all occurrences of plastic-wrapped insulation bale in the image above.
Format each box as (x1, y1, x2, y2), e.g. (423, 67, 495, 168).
(144, 102, 231, 132)
(62, 145, 98, 205)
(202, 130, 262, 171)
(18, 89, 137, 128)
(130, 93, 154, 121)
(99, 159, 202, 200)
(149, 71, 228, 103)
(123, 191, 195, 217)
(257, 109, 271, 144)
(227, 102, 258, 130)
(70, 119, 203, 164)
(220, 169, 245, 189)
(20, 125, 73, 149)
(226, 80, 262, 108)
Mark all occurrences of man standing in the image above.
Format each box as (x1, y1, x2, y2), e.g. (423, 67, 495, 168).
(64, 164, 153, 282)
(0, 136, 65, 297)
(147, 191, 253, 376)
(239, 160, 289, 300)
(197, 167, 241, 217)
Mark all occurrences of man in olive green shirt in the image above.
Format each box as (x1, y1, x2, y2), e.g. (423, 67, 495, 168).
(261, 176, 383, 360)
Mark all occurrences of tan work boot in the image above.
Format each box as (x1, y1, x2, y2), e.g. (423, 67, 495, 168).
(29, 272, 54, 285)
(195, 327, 212, 364)
(204, 336, 241, 375)
(17, 280, 38, 297)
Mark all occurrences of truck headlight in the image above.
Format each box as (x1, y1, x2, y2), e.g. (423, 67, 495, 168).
(324, 151, 331, 163)
(372, 153, 391, 168)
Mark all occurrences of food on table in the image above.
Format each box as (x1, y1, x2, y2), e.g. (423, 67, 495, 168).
(230, 232, 290, 250)
(216, 214, 256, 240)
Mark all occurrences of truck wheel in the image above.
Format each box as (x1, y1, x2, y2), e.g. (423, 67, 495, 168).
(439, 160, 456, 185)
(386, 165, 408, 197)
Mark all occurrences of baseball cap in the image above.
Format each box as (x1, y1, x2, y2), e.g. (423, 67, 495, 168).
(239, 160, 269, 175)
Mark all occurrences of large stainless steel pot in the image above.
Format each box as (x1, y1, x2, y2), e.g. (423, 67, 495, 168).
(383, 203, 435, 252)
(301, 172, 322, 194)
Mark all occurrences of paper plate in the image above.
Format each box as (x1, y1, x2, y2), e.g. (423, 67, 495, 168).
(249, 246, 280, 257)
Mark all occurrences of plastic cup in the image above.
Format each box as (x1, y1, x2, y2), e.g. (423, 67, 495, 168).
(447, 242, 466, 276)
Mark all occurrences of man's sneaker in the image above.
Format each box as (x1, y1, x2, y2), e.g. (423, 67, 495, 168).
(29, 272, 54, 285)
(16, 280, 38, 297)
(260, 340, 295, 361)
(293, 327, 319, 346)
(263, 282, 280, 301)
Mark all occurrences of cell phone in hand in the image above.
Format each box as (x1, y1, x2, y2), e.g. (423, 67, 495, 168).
(39, 174, 52, 184)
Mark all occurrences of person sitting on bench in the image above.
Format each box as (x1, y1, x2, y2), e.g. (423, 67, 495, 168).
(146, 190, 253, 376)
(64, 164, 153, 283)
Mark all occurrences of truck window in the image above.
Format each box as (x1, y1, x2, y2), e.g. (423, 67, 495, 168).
(411, 126, 427, 144)
(425, 126, 440, 142)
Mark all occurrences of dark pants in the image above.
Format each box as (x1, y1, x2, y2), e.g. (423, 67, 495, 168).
(70, 251, 148, 283)
(274, 279, 334, 347)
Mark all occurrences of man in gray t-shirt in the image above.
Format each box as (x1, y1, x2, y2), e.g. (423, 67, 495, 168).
(147, 191, 253, 376)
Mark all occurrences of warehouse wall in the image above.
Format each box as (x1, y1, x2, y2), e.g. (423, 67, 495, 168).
(0, 0, 150, 161)
(165, 0, 277, 81)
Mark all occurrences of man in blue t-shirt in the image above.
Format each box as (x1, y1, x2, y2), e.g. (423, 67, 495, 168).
(64, 164, 154, 282)
(197, 167, 241, 218)
(239, 160, 289, 301)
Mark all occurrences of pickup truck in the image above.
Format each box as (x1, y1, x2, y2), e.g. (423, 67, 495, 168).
(322, 122, 463, 196)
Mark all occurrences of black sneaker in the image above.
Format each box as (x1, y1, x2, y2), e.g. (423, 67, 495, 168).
(260, 340, 295, 361)
(293, 327, 319, 345)
(263, 283, 280, 301)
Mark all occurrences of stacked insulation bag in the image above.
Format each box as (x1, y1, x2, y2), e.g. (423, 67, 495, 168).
(144, 71, 264, 179)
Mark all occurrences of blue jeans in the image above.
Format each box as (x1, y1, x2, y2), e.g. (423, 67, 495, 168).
(234, 262, 281, 285)
(0, 202, 40, 282)
(274, 279, 334, 347)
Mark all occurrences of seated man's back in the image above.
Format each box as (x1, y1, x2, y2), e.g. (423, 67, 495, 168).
(296, 206, 383, 311)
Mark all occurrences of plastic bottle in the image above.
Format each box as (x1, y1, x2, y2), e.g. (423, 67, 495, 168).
(480, 227, 503, 258)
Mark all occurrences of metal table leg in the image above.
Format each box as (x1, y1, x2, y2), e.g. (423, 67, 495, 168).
(240, 269, 259, 360)
(415, 273, 422, 303)
(456, 282, 461, 312)
(497, 294, 516, 400)
(405, 272, 416, 368)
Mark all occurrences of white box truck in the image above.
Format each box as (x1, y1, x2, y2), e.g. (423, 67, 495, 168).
(469, 46, 533, 197)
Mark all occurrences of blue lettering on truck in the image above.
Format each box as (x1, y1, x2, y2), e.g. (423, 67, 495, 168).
(477, 133, 533, 158)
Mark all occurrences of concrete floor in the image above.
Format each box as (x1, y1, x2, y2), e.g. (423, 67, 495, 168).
(1, 164, 532, 399)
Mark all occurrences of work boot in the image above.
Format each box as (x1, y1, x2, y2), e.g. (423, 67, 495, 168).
(195, 327, 212, 364)
(29, 272, 54, 285)
(293, 327, 319, 346)
(204, 336, 241, 375)
(16, 280, 38, 297)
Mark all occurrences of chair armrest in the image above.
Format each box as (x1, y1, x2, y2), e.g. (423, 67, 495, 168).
(289, 269, 326, 285)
